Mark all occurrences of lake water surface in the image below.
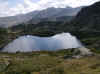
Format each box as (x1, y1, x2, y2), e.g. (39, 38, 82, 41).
(2, 33, 83, 52)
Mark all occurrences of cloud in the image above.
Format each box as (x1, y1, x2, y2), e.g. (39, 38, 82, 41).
(0, 0, 99, 17)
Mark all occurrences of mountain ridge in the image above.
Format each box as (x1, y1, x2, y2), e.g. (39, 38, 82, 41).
(0, 7, 82, 28)
(72, 1, 100, 31)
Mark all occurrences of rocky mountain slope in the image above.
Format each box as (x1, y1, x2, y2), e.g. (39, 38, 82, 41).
(28, 7, 81, 24)
(0, 7, 81, 28)
(72, 1, 100, 32)
(0, 2, 100, 52)
(70, 1, 100, 53)
(8, 1, 100, 38)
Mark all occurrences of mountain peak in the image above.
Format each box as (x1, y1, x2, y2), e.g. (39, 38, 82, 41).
(73, 1, 100, 31)
(0, 7, 81, 28)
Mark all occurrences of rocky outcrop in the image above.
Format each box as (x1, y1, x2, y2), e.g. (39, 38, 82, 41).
(73, 1, 100, 31)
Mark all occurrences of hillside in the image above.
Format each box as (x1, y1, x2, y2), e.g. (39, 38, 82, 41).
(0, 7, 81, 28)
(0, 1, 100, 74)
(0, 2, 100, 51)
(0, 51, 98, 74)
(72, 1, 100, 32)
(70, 1, 100, 53)
(28, 7, 81, 24)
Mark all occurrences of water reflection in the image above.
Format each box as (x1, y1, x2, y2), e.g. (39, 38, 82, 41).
(2, 33, 83, 52)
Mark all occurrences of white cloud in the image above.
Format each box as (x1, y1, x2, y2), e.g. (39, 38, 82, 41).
(0, 0, 99, 17)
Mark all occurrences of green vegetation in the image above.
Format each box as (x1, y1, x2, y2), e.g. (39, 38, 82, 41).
(0, 51, 99, 74)
(0, 1, 100, 74)
(0, 23, 100, 53)
(48, 55, 100, 74)
(81, 36, 100, 54)
(0, 28, 9, 49)
(0, 50, 72, 74)
(0, 22, 100, 74)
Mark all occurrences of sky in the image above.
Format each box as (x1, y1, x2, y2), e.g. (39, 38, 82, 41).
(0, 0, 99, 17)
